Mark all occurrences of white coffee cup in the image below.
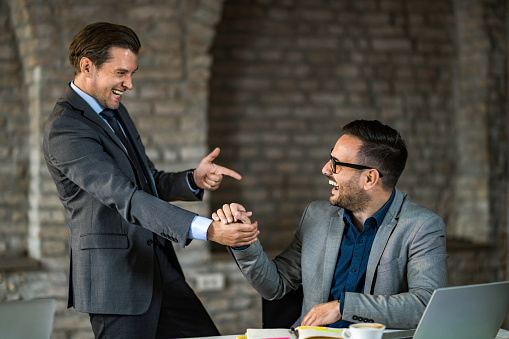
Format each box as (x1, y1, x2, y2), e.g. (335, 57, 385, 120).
(343, 323, 386, 339)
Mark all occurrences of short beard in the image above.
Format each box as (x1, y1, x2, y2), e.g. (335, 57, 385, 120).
(329, 172, 371, 213)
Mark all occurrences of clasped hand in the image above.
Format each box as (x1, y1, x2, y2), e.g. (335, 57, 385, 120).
(207, 203, 259, 247)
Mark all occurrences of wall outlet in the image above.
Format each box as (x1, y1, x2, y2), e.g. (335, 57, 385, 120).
(194, 273, 225, 292)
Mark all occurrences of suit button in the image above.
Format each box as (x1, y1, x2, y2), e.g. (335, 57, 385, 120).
(147, 239, 153, 246)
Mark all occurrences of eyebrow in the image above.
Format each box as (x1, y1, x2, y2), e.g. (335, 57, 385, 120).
(116, 66, 138, 73)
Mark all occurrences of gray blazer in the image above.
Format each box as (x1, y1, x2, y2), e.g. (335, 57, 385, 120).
(229, 189, 448, 329)
(44, 84, 201, 315)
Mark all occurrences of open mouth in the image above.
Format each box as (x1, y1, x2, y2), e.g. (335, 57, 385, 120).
(112, 89, 123, 99)
(329, 180, 339, 190)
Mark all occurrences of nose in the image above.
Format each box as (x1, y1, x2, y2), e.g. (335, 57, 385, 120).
(123, 75, 133, 90)
(322, 160, 332, 176)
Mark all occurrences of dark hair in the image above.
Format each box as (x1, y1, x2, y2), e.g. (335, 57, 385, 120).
(342, 119, 407, 189)
(69, 22, 141, 75)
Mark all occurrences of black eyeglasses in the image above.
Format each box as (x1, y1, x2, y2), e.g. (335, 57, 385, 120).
(330, 149, 383, 178)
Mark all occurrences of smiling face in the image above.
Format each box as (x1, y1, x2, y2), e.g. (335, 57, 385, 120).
(322, 134, 372, 213)
(80, 47, 138, 110)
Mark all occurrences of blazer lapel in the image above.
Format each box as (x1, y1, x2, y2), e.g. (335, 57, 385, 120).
(64, 86, 129, 156)
(364, 189, 405, 293)
(64, 85, 157, 195)
(88, 109, 130, 156)
(321, 209, 345, 302)
(114, 107, 158, 196)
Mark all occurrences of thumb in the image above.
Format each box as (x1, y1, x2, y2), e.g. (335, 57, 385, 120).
(202, 147, 220, 164)
(235, 210, 252, 224)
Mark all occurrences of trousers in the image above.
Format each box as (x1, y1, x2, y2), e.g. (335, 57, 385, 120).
(90, 239, 220, 339)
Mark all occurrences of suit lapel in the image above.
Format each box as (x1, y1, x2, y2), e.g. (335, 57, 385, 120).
(88, 109, 130, 156)
(65, 86, 130, 156)
(64, 85, 157, 195)
(364, 189, 405, 293)
(114, 106, 158, 196)
(321, 210, 345, 302)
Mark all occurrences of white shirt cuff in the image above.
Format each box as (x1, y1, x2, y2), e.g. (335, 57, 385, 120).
(188, 215, 212, 241)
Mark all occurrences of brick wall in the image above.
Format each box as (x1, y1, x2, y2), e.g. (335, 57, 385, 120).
(0, 0, 507, 338)
(448, 0, 508, 286)
(0, 1, 258, 337)
(209, 0, 457, 251)
(0, 0, 29, 259)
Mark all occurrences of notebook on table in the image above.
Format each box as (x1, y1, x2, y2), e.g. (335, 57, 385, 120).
(384, 281, 509, 339)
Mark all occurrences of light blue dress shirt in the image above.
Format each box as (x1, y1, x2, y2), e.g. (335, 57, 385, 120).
(70, 82, 212, 241)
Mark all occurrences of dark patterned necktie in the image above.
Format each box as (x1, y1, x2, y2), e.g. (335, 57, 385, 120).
(100, 109, 152, 194)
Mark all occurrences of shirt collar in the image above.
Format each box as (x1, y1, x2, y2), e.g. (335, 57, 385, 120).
(70, 81, 104, 114)
(343, 189, 396, 231)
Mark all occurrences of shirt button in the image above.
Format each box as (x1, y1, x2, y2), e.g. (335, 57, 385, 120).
(359, 239, 363, 243)
(352, 268, 357, 272)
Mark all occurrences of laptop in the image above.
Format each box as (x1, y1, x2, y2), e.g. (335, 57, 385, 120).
(0, 298, 56, 339)
(383, 281, 509, 339)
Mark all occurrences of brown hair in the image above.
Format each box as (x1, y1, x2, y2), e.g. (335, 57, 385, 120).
(342, 119, 408, 189)
(69, 22, 141, 75)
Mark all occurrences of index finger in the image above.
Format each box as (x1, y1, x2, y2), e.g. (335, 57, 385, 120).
(215, 165, 242, 180)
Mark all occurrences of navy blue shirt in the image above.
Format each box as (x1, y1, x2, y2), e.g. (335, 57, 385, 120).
(328, 190, 395, 328)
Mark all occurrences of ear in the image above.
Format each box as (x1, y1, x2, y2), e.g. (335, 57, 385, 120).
(79, 57, 93, 76)
(362, 169, 380, 191)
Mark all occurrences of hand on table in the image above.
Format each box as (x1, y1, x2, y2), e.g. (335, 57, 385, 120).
(301, 300, 342, 326)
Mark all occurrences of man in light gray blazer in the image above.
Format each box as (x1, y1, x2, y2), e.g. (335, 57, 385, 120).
(214, 120, 448, 329)
(44, 22, 259, 339)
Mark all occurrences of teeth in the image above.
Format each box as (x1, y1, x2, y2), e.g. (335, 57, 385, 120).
(112, 90, 123, 96)
(329, 180, 339, 188)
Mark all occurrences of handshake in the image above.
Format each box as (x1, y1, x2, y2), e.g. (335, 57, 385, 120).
(206, 203, 259, 248)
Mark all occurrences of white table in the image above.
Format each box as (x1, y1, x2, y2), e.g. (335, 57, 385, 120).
(186, 328, 509, 339)
(496, 329, 509, 339)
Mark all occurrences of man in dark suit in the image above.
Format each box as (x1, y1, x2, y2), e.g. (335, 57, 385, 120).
(43, 22, 259, 339)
